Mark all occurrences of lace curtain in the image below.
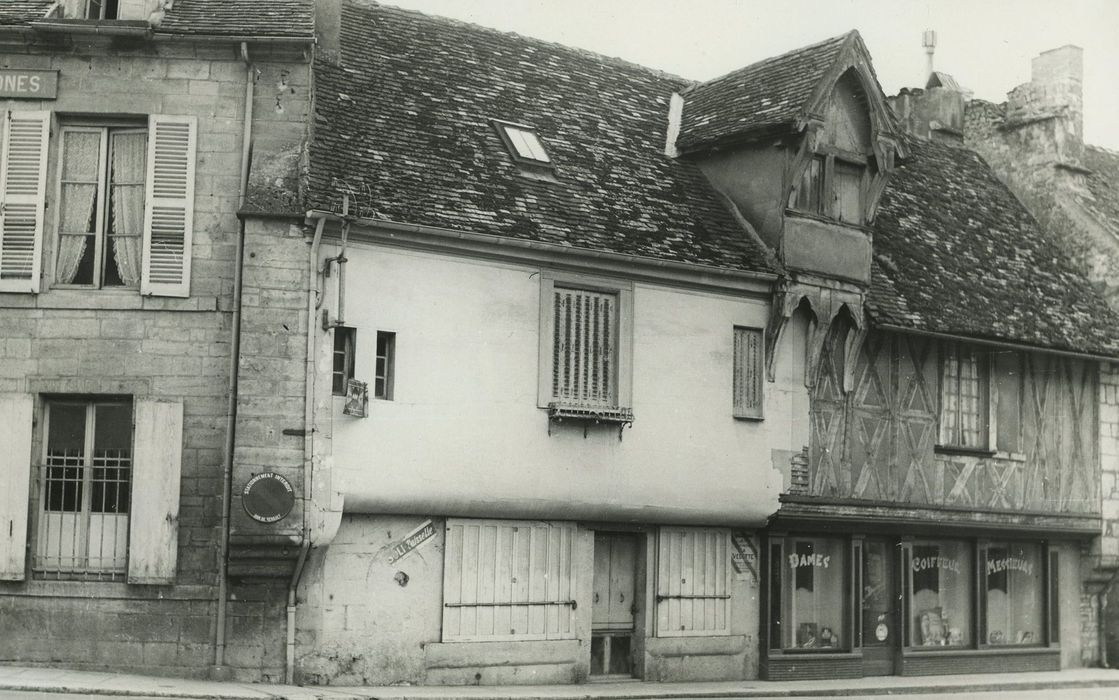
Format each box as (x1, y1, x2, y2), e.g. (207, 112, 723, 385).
(109, 131, 146, 287)
(55, 131, 98, 285)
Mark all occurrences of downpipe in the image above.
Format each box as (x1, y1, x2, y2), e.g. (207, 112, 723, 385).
(213, 40, 255, 676)
(286, 215, 328, 684)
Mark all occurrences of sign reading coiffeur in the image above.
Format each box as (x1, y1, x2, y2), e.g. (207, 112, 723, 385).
(0, 70, 59, 99)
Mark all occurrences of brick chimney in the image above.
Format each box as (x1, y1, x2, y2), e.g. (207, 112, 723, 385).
(1004, 45, 1084, 164)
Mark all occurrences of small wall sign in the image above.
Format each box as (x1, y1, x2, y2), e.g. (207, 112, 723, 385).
(387, 519, 436, 564)
(242, 471, 296, 523)
(730, 530, 758, 583)
(0, 70, 59, 99)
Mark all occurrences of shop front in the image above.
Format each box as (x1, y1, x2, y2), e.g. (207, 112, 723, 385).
(761, 527, 1067, 679)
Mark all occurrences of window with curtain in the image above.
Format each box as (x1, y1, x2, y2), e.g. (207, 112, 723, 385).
(910, 540, 973, 647)
(984, 542, 1043, 646)
(776, 536, 847, 650)
(938, 343, 990, 449)
(55, 125, 147, 289)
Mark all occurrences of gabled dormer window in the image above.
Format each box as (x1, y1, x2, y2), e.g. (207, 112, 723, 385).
(492, 120, 552, 167)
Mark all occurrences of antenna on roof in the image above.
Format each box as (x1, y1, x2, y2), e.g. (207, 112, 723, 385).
(922, 30, 937, 82)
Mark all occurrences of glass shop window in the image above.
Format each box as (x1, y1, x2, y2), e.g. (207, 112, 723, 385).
(910, 540, 973, 647)
(779, 537, 846, 650)
(983, 542, 1043, 646)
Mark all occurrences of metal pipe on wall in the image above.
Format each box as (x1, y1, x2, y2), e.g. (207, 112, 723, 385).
(212, 41, 254, 676)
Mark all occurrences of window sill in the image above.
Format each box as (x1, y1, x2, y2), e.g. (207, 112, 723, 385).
(0, 288, 220, 312)
(934, 445, 996, 458)
(547, 403, 633, 424)
(733, 413, 764, 422)
(784, 208, 870, 232)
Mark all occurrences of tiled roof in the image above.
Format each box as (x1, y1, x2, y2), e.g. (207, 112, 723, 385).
(0, 0, 314, 38)
(1082, 145, 1119, 240)
(676, 33, 849, 151)
(869, 136, 1119, 357)
(156, 0, 313, 38)
(306, 2, 779, 275)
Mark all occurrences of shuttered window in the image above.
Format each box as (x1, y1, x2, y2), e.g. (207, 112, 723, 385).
(141, 114, 196, 298)
(539, 274, 633, 412)
(442, 519, 577, 642)
(733, 327, 764, 419)
(656, 527, 731, 637)
(552, 286, 616, 407)
(0, 111, 50, 293)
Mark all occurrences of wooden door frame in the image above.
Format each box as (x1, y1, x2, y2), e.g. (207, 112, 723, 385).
(590, 529, 647, 680)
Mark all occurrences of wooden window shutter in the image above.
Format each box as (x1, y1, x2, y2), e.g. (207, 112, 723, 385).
(0, 111, 50, 294)
(656, 527, 731, 637)
(551, 287, 616, 407)
(0, 394, 33, 580)
(127, 398, 183, 584)
(442, 518, 577, 642)
(733, 327, 764, 419)
(141, 114, 196, 298)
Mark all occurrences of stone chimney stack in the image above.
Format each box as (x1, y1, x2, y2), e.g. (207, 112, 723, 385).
(1005, 45, 1084, 163)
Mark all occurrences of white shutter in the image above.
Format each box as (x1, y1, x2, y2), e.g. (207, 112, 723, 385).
(552, 287, 617, 407)
(0, 394, 33, 580)
(0, 111, 50, 294)
(656, 527, 731, 637)
(442, 519, 577, 642)
(733, 327, 764, 419)
(127, 398, 183, 584)
(141, 114, 196, 298)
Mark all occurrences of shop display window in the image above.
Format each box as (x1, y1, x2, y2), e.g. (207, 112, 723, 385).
(983, 542, 1043, 646)
(909, 540, 972, 647)
(778, 537, 846, 650)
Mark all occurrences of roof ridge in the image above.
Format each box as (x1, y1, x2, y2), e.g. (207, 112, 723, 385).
(1087, 143, 1119, 158)
(682, 30, 852, 94)
(373, 1, 690, 84)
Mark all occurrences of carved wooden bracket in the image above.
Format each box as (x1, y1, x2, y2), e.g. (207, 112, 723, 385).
(764, 280, 865, 390)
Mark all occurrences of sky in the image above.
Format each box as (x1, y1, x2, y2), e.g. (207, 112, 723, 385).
(380, 0, 1119, 150)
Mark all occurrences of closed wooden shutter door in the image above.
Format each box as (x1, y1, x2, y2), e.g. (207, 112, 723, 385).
(733, 327, 764, 418)
(552, 287, 616, 407)
(656, 527, 731, 637)
(0, 394, 33, 580)
(127, 398, 182, 584)
(0, 111, 50, 293)
(443, 519, 577, 641)
(141, 115, 196, 298)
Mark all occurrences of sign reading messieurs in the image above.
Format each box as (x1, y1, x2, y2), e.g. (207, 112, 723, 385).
(0, 70, 59, 99)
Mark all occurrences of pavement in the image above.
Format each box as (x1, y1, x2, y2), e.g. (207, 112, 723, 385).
(2, 665, 1119, 700)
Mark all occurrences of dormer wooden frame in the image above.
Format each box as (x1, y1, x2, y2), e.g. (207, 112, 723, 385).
(784, 32, 902, 227)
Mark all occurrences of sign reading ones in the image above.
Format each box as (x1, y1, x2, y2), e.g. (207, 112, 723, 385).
(0, 70, 59, 99)
(242, 472, 296, 524)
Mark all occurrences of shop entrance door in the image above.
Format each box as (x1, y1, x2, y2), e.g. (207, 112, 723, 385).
(861, 538, 900, 675)
(591, 532, 639, 678)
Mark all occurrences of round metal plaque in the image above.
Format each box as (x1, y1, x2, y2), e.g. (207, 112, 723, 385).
(875, 623, 889, 641)
(242, 472, 295, 524)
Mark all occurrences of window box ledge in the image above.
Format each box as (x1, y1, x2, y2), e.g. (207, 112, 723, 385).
(934, 445, 997, 458)
(546, 403, 633, 439)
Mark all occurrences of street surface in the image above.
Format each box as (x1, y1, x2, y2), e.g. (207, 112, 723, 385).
(7, 689, 1119, 700)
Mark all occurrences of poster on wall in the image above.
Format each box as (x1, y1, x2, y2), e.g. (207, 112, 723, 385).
(730, 530, 758, 583)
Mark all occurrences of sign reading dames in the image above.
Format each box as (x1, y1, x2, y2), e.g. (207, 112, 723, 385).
(0, 70, 59, 99)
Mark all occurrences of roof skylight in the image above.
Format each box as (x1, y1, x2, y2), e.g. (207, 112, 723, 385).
(493, 120, 552, 165)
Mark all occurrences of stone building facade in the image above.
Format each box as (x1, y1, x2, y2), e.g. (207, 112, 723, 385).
(0, 0, 313, 681)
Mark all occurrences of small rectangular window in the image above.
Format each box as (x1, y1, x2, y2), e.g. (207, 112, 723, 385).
(375, 331, 395, 400)
(733, 327, 764, 419)
(791, 156, 824, 213)
(66, 0, 119, 20)
(36, 398, 132, 580)
(332, 327, 356, 396)
(833, 161, 864, 224)
(938, 343, 990, 450)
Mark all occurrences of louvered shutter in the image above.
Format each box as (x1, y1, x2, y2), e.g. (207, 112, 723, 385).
(127, 398, 182, 584)
(733, 327, 764, 419)
(0, 394, 33, 580)
(442, 519, 577, 642)
(141, 115, 196, 297)
(656, 527, 731, 637)
(0, 111, 50, 293)
(551, 287, 617, 407)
